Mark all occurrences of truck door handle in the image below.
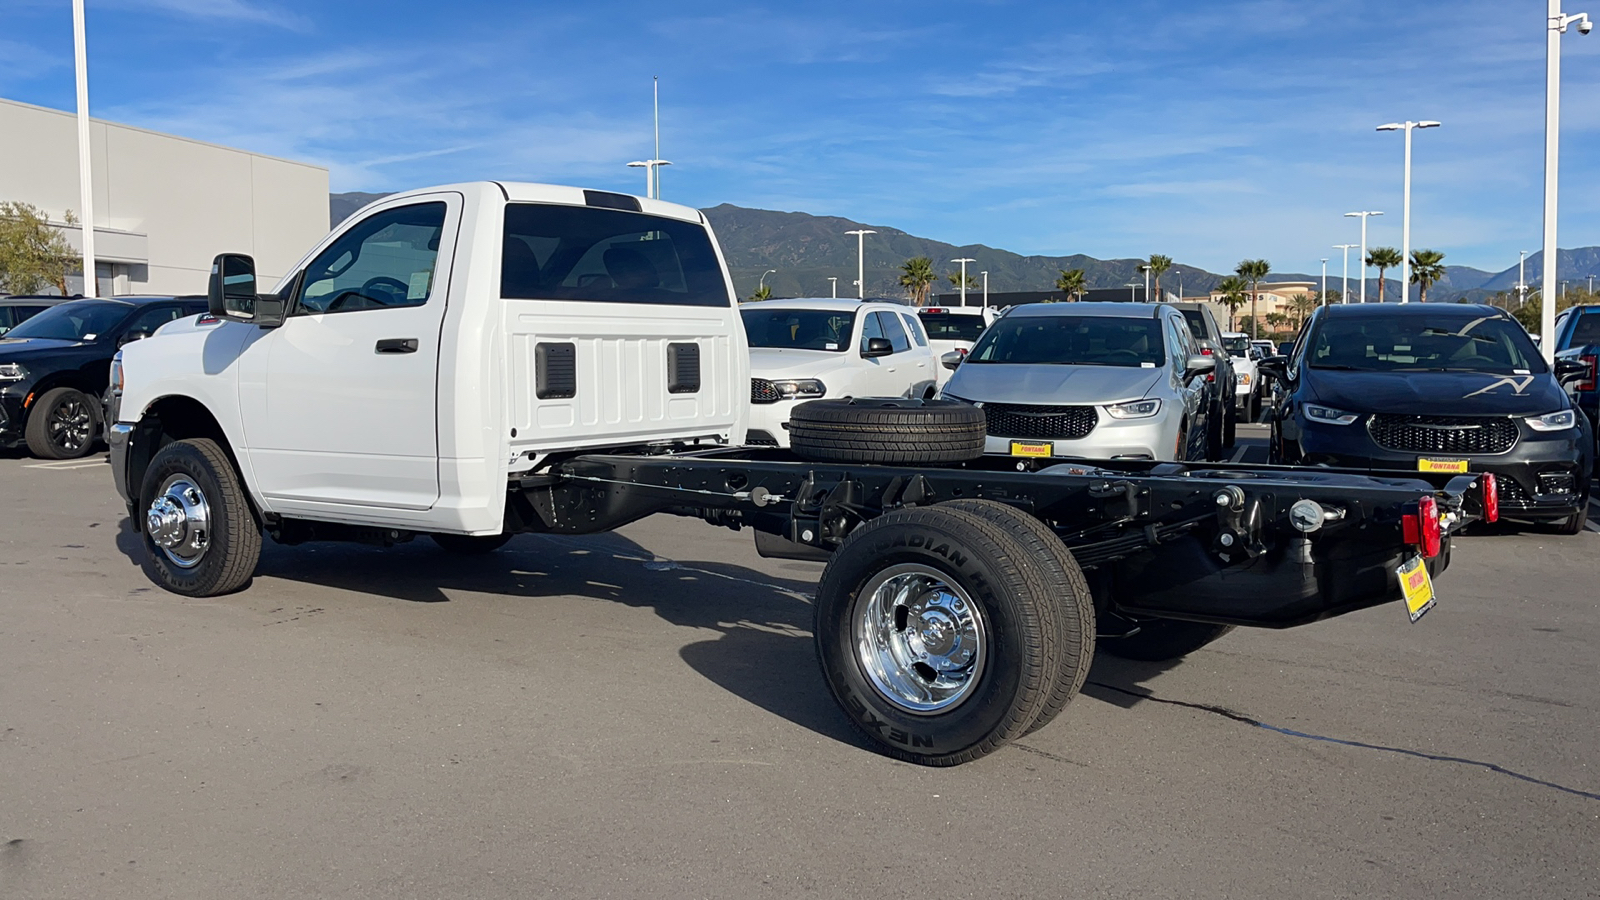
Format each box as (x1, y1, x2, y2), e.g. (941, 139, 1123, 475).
(376, 338, 418, 354)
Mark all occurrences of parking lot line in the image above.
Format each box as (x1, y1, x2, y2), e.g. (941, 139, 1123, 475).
(1229, 444, 1249, 463)
(22, 459, 107, 471)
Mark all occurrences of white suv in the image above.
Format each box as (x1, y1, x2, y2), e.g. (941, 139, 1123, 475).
(1221, 332, 1261, 421)
(917, 305, 998, 385)
(741, 298, 938, 447)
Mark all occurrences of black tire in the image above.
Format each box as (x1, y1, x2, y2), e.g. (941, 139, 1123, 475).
(1222, 398, 1238, 449)
(815, 506, 1057, 765)
(25, 386, 99, 459)
(432, 533, 515, 554)
(1099, 619, 1234, 662)
(138, 438, 261, 597)
(788, 398, 985, 465)
(1206, 402, 1224, 460)
(941, 500, 1095, 738)
(1550, 506, 1588, 535)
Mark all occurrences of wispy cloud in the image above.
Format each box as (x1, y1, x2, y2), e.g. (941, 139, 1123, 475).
(108, 0, 306, 29)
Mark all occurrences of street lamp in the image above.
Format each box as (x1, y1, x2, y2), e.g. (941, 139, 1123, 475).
(1344, 211, 1384, 303)
(1125, 282, 1140, 303)
(73, 0, 96, 297)
(759, 269, 776, 290)
(1376, 121, 1441, 303)
(1518, 250, 1531, 306)
(951, 258, 975, 306)
(828, 276, 837, 299)
(846, 230, 876, 299)
(1543, 0, 1592, 360)
(980, 271, 989, 309)
(626, 159, 671, 199)
(1140, 264, 1151, 302)
(1334, 244, 1357, 304)
(1320, 258, 1329, 305)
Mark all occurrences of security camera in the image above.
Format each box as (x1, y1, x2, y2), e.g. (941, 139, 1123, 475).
(1580, 18, 1594, 34)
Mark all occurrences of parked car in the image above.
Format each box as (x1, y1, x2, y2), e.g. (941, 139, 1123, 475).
(1551, 304, 1600, 475)
(1169, 301, 1237, 454)
(741, 298, 938, 447)
(1276, 340, 1295, 357)
(0, 295, 206, 458)
(917, 305, 998, 385)
(939, 302, 1215, 462)
(1251, 339, 1275, 358)
(1221, 331, 1262, 421)
(1264, 303, 1593, 533)
(0, 296, 72, 337)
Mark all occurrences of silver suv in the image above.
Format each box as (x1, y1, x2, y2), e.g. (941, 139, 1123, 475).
(939, 302, 1216, 461)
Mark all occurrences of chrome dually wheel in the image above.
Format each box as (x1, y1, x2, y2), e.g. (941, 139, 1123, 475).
(854, 563, 987, 713)
(146, 474, 211, 569)
(138, 438, 261, 597)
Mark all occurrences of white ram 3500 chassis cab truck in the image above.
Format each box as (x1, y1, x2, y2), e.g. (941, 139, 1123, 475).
(108, 182, 1488, 766)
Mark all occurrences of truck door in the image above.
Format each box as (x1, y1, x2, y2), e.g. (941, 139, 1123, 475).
(239, 195, 459, 512)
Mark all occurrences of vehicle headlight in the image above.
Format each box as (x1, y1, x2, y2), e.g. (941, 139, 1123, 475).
(0, 362, 27, 382)
(772, 379, 826, 399)
(1524, 409, 1575, 432)
(1305, 404, 1359, 425)
(1238, 373, 1251, 385)
(1106, 398, 1161, 419)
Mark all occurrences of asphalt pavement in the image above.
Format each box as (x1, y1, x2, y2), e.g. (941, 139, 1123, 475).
(2, 427, 1598, 899)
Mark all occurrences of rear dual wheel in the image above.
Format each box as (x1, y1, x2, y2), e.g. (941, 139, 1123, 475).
(815, 503, 1092, 766)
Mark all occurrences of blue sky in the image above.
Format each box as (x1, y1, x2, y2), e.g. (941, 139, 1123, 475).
(3, 0, 1599, 275)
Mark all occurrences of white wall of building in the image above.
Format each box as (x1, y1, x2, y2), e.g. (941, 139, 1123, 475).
(0, 97, 328, 296)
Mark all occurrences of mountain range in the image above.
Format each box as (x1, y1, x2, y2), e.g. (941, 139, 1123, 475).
(331, 192, 1600, 304)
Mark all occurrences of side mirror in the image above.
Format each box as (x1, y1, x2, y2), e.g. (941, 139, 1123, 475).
(1258, 355, 1289, 379)
(1555, 357, 1589, 386)
(207, 253, 286, 327)
(862, 337, 894, 358)
(1185, 353, 1216, 377)
(940, 350, 965, 370)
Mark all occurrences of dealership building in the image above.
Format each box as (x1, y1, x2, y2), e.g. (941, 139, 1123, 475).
(0, 97, 328, 297)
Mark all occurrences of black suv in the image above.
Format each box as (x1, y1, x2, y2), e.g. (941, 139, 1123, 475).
(1264, 303, 1593, 533)
(0, 296, 207, 458)
(0, 296, 72, 337)
(1169, 302, 1238, 456)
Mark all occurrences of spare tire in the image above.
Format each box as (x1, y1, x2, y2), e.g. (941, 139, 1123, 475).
(788, 398, 986, 465)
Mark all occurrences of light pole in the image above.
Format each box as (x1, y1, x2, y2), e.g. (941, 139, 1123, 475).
(1543, 0, 1592, 360)
(980, 271, 989, 309)
(1125, 282, 1140, 302)
(951, 258, 975, 306)
(1320, 258, 1329, 305)
(846, 230, 876, 299)
(1589, 273, 1596, 295)
(828, 276, 837, 299)
(1141, 264, 1151, 302)
(1334, 244, 1357, 304)
(1344, 211, 1384, 302)
(73, 0, 96, 297)
(759, 269, 775, 291)
(1376, 121, 1441, 303)
(625, 160, 670, 199)
(1518, 249, 1530, 306)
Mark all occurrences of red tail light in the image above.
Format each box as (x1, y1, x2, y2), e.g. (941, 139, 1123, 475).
(1401, 495, 1442, 559)
(924, 308, 948, 314)
(1201, 347, 1213, 355)
(1481, 473, 1499, 524)
(1579, 354, 1598, 392)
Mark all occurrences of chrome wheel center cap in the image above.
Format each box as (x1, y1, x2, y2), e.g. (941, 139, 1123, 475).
(147, 498, 188, 549)
(916, 608, 960, 656)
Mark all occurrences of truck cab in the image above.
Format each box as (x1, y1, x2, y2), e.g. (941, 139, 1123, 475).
(110, 183, 747, 537)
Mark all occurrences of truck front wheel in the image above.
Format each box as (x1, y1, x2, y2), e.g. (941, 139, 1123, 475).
(815, 506, 1058, 766)
(138, 438, 261, 597)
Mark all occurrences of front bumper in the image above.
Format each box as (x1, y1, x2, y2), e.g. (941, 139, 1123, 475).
(0, 388, 28, 447)
(1297, 418, 1591, 521)
(746, 399, 801, 448)
(108, 422, 135, 509)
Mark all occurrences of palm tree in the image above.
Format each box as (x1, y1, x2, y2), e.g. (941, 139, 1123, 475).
(1216, 275, 1248, 330)
(1235, 259, 1271, 339)
(746, 284, 772, 303)
(1055, 268, 1086, 302)
(1410, 249, 1446, 303)
(1147, 254, 1173, 300)
(946, 270, 979, 290)
(1366, 247, 1402, 303)
(1289, 292, 1316, 328)
(898, 256, 937, 306)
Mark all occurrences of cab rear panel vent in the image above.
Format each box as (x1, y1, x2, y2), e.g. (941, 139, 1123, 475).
(667, 342, 701, 394)
(535, 342, 577, 399)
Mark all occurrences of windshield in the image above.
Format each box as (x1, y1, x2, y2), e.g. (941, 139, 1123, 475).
(1308, 314, 1546, 374)
(967, 315, 1165, 367)
(741, 308, 857, 351)
(3, 300, 129, 342)
(1222, 335, 1250, 355)
(918, 312, 988, 342)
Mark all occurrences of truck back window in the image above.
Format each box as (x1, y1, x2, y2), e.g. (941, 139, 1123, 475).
(1571, 311, 1600, 346)
(502, 204, 731, 307)
(918, 312, 987, 342)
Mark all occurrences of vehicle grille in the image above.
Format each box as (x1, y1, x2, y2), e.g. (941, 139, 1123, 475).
(751, 378, 782, 404)
(982, 403, 1098, 441)
(1499, 477, 1531, 506)
(1538, 471, 1577, 496)
(1367, 414, 1518, 455)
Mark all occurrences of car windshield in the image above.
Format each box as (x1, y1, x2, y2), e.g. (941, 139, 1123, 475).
(918, 312, 988, 342)
(966, 316, 1165, 367)
(2, 300, 129, 342)
(1308, 314, 1546, 374)
(741, 308, 857, 351)
(1222, 335, 1250, 355)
